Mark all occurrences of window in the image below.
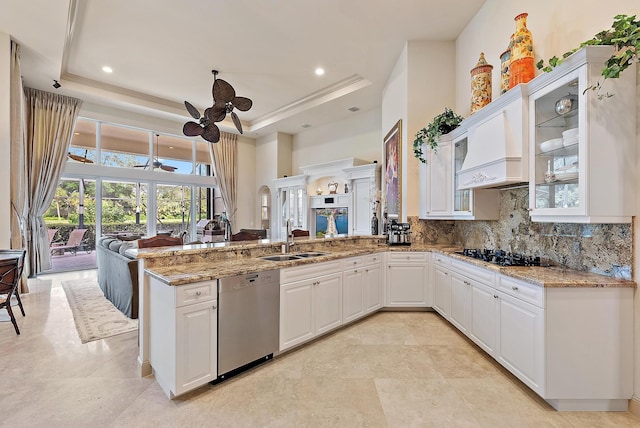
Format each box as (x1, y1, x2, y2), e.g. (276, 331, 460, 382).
(100, 124, 150, 169)
(101, 181, 148, 235)
(156, 185, 191, 237)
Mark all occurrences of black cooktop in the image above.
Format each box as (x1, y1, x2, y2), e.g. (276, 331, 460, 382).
(456, 248, 542, 267)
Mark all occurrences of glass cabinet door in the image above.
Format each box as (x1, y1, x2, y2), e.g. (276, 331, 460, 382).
(532, 73, 581, 212)
(453, 137, 470, 213)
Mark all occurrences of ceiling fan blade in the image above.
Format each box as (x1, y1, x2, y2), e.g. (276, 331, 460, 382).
(183, 121, 204, 136)
(184, 101, 201, 119)
(231, 111, 243, 134)
(206, 103, 227, 122)
(213, 78, 235, 103)
(201, 123, 221, 143)
(233, 96, 253, 112)
(160, 164, 177, 172)
(67, 153, 94, 163)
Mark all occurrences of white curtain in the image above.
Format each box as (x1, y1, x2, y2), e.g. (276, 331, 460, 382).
(24, 88, 82, 275)
(209, 132, 237, 233)
(9, 41, 28, 291)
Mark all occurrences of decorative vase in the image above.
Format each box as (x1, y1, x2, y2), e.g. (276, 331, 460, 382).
(470, 52, 493, 114)
(499, 44, 512, 94)
(509, 13, 535, 88)
(371, 212, 379, 235)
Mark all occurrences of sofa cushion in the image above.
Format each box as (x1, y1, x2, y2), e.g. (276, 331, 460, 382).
(108, 240, 123, 253)
(100, 237, 116, 248)
(118, 241, 137, 257)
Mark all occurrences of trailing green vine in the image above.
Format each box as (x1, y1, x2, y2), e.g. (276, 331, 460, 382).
(413, 108, 464, 164)
(536, 14, 639, 98)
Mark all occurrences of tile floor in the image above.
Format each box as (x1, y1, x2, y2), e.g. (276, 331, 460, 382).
(2, 270, 640, 427)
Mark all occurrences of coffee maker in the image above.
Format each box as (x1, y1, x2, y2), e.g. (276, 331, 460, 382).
(387, 220, 411, 246)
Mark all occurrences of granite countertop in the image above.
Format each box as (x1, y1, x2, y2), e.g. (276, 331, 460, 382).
(140, 237, 635, 289)
(435, 250, 635, 289)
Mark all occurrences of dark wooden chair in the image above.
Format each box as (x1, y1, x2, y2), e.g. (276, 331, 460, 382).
(230, 231, 262, 242)
(239, 228, 267, 239)
(292, 229, 310, 237)
(137, 235, 183, 249)
(0, 249, 26, 335)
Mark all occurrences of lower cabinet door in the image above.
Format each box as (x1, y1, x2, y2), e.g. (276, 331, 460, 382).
(469, 282, 498, 356)
(175, 299, 217, 396)
(496, 291, 544, 394)
(386, 264, 428, 306)
(364, 264, 382, 314)
(314, 273, 343, 335)
(280, 280, 314, 351)
(449, 273, 472, 334)
(433, 265, 451, 317)
(343, 268, 365, 323)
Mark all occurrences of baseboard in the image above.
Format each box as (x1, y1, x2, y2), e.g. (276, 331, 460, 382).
(628, 396, 640, 416)
(138, 357, 152, 377)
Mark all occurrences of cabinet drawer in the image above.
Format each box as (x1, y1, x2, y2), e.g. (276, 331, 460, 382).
(362, 253, 383, 266)
(450, 258, 495, 286)
(176, 280, 217, 307)
(341, 256, 363, 270)
(387, 252, 428, 263)
(281, 260, 341, 284)
(432, 253, 451, 267)
(496, 275, 544, 308)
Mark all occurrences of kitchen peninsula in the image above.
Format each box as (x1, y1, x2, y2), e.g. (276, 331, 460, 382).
(132, 236, 634, 411)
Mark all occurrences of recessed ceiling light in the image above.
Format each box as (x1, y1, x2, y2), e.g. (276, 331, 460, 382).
(169, 146, 174, 149)
(301, 123, 312, 128)
(102, 66, 113, 73)
(315, 68, 325, 76)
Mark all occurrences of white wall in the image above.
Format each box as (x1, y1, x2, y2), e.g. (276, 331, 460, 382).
(382, 41, 456, 221)
(0, 33, 11, 247)
(292, 107, 382, 172)
(234, 135, 256, 230)
(458, 0, 640, 412)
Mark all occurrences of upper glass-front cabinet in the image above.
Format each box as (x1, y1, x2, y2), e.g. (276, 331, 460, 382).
(528, 46, 636, 223)
(453, 136, 471, 214)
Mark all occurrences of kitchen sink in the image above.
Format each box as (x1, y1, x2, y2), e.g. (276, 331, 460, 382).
(294, 252, 329, 258)
(260, 254, 303, 262)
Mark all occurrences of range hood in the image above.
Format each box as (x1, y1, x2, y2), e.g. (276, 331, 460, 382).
(457, 92, 528, 190)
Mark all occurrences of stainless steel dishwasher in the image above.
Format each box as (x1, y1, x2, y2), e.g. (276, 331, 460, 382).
(217, 269, 279, 380)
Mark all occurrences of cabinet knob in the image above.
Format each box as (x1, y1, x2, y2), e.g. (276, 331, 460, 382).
(195, 291, 202, 296)
(493, 295, 498, 299)
(354, 270, 358, 273)
(464, 281, 470, 286)
(212, 304, 217, 309)
(512, 286, 519, 291)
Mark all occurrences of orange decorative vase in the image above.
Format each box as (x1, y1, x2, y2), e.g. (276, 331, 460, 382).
(509, 13, 535, 88)
(470, 52, 493, 114)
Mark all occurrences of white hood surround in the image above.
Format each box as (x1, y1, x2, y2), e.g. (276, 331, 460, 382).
(455, 85, 529, 190)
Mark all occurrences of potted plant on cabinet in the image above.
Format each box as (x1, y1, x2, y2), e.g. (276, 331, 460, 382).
(413, 108, 464, 164)
(536, 14, 640, 98)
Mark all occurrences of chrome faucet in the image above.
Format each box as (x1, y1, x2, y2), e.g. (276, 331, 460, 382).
(284, 219, 295, 253)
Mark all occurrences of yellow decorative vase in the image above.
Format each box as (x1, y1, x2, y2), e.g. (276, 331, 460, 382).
(509, 13, 535, 88)
(470, 52, 493, 114)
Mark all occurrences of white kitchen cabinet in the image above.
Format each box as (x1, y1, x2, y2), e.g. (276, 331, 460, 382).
(496, 287, 544, 395)
(343, 267, 364, 324)
(469, 281, 498, 356)
(280, 261, 343, 351)
(363, 260, 383, 314)
(342, 254, 384, 323)
(149, 278, 217, 398)
(343, 163, 381, 236)
(448, 272, 472, 334)
(528, 46, 636, 223)
(432, 256, 451, 317)
(385, 252, 430, 307)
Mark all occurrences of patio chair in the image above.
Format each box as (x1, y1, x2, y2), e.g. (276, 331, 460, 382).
(48, 229, 58, 245)
(51, 228, 88, 256)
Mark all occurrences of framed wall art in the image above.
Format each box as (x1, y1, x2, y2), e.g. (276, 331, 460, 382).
(383, 119, 402, 220)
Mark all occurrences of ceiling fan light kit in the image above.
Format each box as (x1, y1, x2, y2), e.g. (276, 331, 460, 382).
(182, 70, 253, 143)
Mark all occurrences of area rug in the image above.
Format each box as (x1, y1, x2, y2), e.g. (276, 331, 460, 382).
(61, 279, 138, 344)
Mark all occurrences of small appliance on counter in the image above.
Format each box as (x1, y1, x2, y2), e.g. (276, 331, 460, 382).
(387, 220, 411, 246)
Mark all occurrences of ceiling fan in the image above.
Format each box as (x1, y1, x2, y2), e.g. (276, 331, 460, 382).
(134, 134, 177, 172)
(182, 70, 253, 143)
(67, 149, 93, 163)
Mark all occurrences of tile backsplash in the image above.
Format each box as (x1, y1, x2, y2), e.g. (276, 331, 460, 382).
(410, 188, 632, 279)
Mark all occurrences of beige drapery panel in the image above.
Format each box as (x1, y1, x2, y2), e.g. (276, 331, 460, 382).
(10, 41, 29, 292)
(209, 132, 238, 233)
(24, 88, 82, 275)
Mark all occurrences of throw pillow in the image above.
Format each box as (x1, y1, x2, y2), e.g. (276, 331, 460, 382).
(108, 240, 123, 253)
